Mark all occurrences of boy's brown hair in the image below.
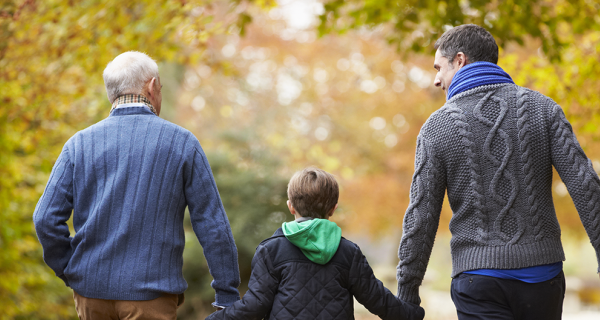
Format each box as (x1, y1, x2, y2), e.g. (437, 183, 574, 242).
(287, 167, 339, 219)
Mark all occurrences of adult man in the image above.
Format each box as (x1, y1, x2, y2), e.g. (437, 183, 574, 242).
(396, 24, 600, 319)
(33, 51, 240, 319)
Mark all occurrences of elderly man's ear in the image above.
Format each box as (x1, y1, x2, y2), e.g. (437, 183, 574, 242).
(146, 77, 159, 99)
(145, 77, 162, 115)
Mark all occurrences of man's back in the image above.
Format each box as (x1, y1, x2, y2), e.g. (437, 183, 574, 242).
(34, 106, 240, 302)
(397, 83, 600, 303)
(428, 84, 562, 252)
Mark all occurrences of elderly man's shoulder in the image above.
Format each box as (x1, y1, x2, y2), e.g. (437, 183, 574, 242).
(84, 115, 196, 136)
(152, 116, 199, 137)
(70, 116, 201, 150)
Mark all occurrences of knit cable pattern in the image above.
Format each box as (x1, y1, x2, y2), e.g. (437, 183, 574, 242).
(551, 105, 600, 246)
(517, 88, 545, 241)
(443, 104, 488, 243)
(473, 90, 524, 244)
(397, 135, 444, 304)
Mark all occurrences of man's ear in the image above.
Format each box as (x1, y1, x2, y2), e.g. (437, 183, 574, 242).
(455, 52, 468, 68)
(147, 77, 157, 98)
(287, 200, 296, 216)
(328, 203, 338, 218)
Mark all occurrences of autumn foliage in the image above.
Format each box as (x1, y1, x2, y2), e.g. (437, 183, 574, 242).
(2, 0, 600, 318)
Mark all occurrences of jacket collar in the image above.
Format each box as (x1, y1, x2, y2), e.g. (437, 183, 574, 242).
(261, 227, 347, 246)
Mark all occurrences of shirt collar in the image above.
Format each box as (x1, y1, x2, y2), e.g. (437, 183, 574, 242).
(110, 94, 157, 115)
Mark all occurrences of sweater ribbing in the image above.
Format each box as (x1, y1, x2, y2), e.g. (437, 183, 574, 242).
(33, 107, 241, 303)
(397, 84, 600, 305)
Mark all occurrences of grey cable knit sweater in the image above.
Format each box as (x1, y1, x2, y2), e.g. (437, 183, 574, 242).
(396, 83, 600, 305)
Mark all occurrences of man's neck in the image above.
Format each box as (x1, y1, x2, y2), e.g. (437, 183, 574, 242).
(110, 94, 157, 115)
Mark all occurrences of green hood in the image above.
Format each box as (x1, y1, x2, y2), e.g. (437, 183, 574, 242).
(281, 219, 342, 265)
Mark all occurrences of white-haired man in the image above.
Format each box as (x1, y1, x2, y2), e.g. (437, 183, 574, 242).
(33, 51, 240, 319)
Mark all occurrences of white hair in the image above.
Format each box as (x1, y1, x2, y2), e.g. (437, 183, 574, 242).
(103, 51, 159, 102)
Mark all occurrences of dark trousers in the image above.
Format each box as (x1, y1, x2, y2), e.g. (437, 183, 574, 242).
(450, 271, 565, 320)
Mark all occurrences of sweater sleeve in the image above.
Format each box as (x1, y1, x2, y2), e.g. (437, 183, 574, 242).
(349, 246, 425, 320)
(396, 134, 446, 305)
(205, 245, 278, 320)
(33, 145, 74, 287)
(185, 142, 241, 306)
(549, 103, 600, 271)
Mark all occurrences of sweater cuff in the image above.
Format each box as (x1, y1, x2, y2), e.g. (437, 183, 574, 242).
(397, 282, 421, 305)
(215, 292, 240, 307)
(591, 238, 600, 274)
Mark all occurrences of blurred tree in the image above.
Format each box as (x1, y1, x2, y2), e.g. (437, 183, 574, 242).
(315, 0, 600, 235)
(174, 5, 447, 237)
(178, 131, 291, 318)
(179, 1, 600, 240)
(318, 0, 600, 62)
(317, 0, 600, 143)
(3, 0, 600, 318)
(0, 0, 264, 318)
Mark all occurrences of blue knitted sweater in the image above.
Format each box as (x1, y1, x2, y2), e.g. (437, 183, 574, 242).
(33, 106, 241, 304)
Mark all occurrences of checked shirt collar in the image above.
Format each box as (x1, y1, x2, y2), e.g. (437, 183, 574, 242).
(110, 94, 157, 115)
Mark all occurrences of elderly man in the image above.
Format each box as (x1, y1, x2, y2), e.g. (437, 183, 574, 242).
(396, 24, 600, 320)
(33, 51, 240, 319)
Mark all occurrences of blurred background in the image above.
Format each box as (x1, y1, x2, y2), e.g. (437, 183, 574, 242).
(2, 0, 600, 319)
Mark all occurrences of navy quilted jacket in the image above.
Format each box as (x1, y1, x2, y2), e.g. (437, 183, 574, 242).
(206, 228, 424, 320)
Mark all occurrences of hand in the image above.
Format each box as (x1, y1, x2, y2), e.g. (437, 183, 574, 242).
(212, 303, 226, 311)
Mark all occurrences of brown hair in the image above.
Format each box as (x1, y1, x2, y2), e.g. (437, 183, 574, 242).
(434, 24, 498, 64)
(287, 167, 339, 219)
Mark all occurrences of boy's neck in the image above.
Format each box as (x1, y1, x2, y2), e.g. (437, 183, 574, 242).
(295, 216, 315, 223)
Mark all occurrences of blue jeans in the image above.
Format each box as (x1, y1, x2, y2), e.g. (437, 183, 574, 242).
(451, 271, 565, 320)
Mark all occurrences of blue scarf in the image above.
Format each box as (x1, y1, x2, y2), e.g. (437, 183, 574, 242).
(447, 61, 514, 100)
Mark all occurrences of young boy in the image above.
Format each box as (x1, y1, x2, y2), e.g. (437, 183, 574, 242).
(207, 167, 424, 320)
